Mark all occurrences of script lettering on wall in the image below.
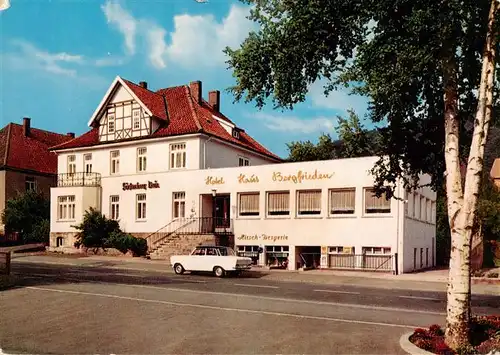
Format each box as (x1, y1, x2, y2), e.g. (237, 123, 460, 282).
(238, 173, 259, 184)
(272, 169, 333, 184)
(205, 176, 224, 185)
(237, 234, 288, 242)
(122, 180, 160, 191)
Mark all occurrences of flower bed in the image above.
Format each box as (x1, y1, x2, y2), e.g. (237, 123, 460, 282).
(409, 316, 500, 354)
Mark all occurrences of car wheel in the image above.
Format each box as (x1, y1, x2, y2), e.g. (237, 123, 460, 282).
(213, 266, 225, 278)
(174, 263, 185, 275)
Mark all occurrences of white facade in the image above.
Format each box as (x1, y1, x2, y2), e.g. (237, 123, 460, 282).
(49, 76, 436, 274)
(51, 151, 436, 273)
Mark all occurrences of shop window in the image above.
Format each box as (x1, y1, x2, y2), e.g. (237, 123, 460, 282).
(297, 190, 321, 215)
(137, 147, 147, 172)
(110, 195, 120, 220)
(173, 192, 186, 218)
(170, 143, 186, 169)
(362, 246, 391, 255)
(237, 245, 260, 265)
(267, 191, 290, 216)
(329, 188, 355, 215)
(239, 192, 259, 216)
(57, 195, 76, 221)
(25, 176, 36, 191)
(328, 246, 355, 254)
(110, 150, 120, 175)
(136, 194, 146, 220)
(265, 246, 289, 269)
(364, 188, 391, 214)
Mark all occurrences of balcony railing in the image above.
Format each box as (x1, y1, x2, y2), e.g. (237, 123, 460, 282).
(57, 172, 102, 187)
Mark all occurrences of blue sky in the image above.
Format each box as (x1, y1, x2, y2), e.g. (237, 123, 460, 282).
(0, 0, 370, 158)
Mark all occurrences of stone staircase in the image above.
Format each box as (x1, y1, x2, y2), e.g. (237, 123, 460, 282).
(149, 234, 216, 260)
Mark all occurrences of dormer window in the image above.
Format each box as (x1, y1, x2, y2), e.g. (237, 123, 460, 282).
(108, 113, 115, 133)
(232, 129, 240, 139)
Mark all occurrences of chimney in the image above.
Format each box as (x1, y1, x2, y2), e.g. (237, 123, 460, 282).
(67, 132, 75, 138)
(208, 90, 220, 112)
(139, 81, 148, 89)
(23, 117, 31, 137)
(189, 80, 202, 104)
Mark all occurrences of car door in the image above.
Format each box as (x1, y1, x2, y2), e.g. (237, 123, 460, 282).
(187, 247, 205, 270)
(202, 247, 218, 271)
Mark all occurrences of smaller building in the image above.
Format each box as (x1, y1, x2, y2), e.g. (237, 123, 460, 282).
(0, 117, 74, 237)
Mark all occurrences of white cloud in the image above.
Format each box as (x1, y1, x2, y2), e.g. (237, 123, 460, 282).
(308, 80, 369, 115)
(99, 1, 255, 69)
(101, 0, 137, 55)
(253, 113, 336, 134)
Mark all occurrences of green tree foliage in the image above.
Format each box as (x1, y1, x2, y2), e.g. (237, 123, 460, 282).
(287, 110, 382, 161)
(72, 208, 147, 256)
(224, 0, 499, 196)
(1, 190, 50, 244)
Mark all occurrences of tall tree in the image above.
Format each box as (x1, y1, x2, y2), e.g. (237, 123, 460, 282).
(224, 0, 499, 349)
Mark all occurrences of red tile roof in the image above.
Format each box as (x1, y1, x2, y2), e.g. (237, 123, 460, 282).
(0, 123, 74, 175)
(51, 78, 282, 161)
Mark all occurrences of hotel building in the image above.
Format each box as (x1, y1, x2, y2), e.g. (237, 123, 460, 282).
(48, 76, 436, 274)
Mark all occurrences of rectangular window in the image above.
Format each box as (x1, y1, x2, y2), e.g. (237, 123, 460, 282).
(57, 195, 76, 221)
(67, 155, 76, 175)
(329, 188, 355, 215)
(170, 143, 186, 169)
(364, 188, 391, 214)
(238, 157, 249, 166)
(431, 201, 436, 224)
(110, 195, 119, 220)
(239, 192, 259, 216)
(25, 176, 36, 191)
(407, 191, 414, 217)
(362, 246, 391, 255)
(297, 190, 321, 215)
(136, 194, 146, 220)
(108, 113, 115, 133)
(84, 153, 92, 174)
(110, 150, 120, 175)
(133, 109, 140, 130)
(173, 192, 186, 218)
(426, 199, 432, 222)
(328, 246, 355, 254)
(267, 191, 290, 216)
(137, 147, 147, 172)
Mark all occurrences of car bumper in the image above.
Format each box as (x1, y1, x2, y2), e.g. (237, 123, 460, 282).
(234, 265, 252, 270)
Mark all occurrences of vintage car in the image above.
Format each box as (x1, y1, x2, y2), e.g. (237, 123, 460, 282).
(170, 245, 253, 277)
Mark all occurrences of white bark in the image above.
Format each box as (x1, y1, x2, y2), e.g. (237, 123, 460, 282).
(445, 0, 499, 349)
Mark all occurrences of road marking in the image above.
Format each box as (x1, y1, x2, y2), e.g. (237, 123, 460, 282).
(19, 272, 206, 284)
(25, 286, 421, 329)
(314, 289, 361, 295)
(16, 272, 445, 315)
(398, 295, 441, 301)
(234, 283, 279, 289)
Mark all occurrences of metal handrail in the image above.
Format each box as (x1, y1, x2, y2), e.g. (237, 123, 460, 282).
(57, 172, 101, 187)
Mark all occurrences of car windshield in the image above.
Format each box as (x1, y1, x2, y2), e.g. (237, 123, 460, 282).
(218, 247, 235, 256)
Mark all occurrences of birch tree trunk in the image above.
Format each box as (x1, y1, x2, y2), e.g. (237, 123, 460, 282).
(444, 0, 499, 349)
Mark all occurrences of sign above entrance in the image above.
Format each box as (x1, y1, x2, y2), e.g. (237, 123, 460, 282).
(272, 170, 334, 184)
(237, 234, 288, 242)
(122, 180, 160, 191)
(238, 173, 259, 184)
(205, 176, 224, 185)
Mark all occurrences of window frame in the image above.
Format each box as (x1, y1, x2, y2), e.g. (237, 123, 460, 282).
(57, 195, 76, 221)
(296, 189, 322, 216)
(132, 109, 141, 130)
(67, 155, 76, 175)
(136, 193, 147, 221)
(266, 191, 290, 217)
(172, 192, 186, 219)
(329, 188, 356, 215)
(25, 176, 36, 192)
(110, 150, 120, 175)
(363, 187, 391, 215)
(238, 192, 260, 217)
(107, 113, 115, 133)
(110, 195, 120, 220)
(238, 156, 250, 167)
(170, 143, 187, 169)
(84, 153, 92, 174)
(137, 147, 147, 172)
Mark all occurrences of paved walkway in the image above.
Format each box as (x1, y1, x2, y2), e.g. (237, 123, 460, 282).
(10, 254, 500, 295)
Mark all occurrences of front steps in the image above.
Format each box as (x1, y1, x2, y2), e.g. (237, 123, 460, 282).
(149, 234, 217, 260)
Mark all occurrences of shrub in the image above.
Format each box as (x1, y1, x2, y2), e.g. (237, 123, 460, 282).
(72, 208, 121, 251)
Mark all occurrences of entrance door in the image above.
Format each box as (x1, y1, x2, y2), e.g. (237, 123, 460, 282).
(214, 195, 230, 228)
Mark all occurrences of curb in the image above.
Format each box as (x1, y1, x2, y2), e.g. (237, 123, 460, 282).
(399, 332, 435, 355)
(472, 278, 500, 285)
